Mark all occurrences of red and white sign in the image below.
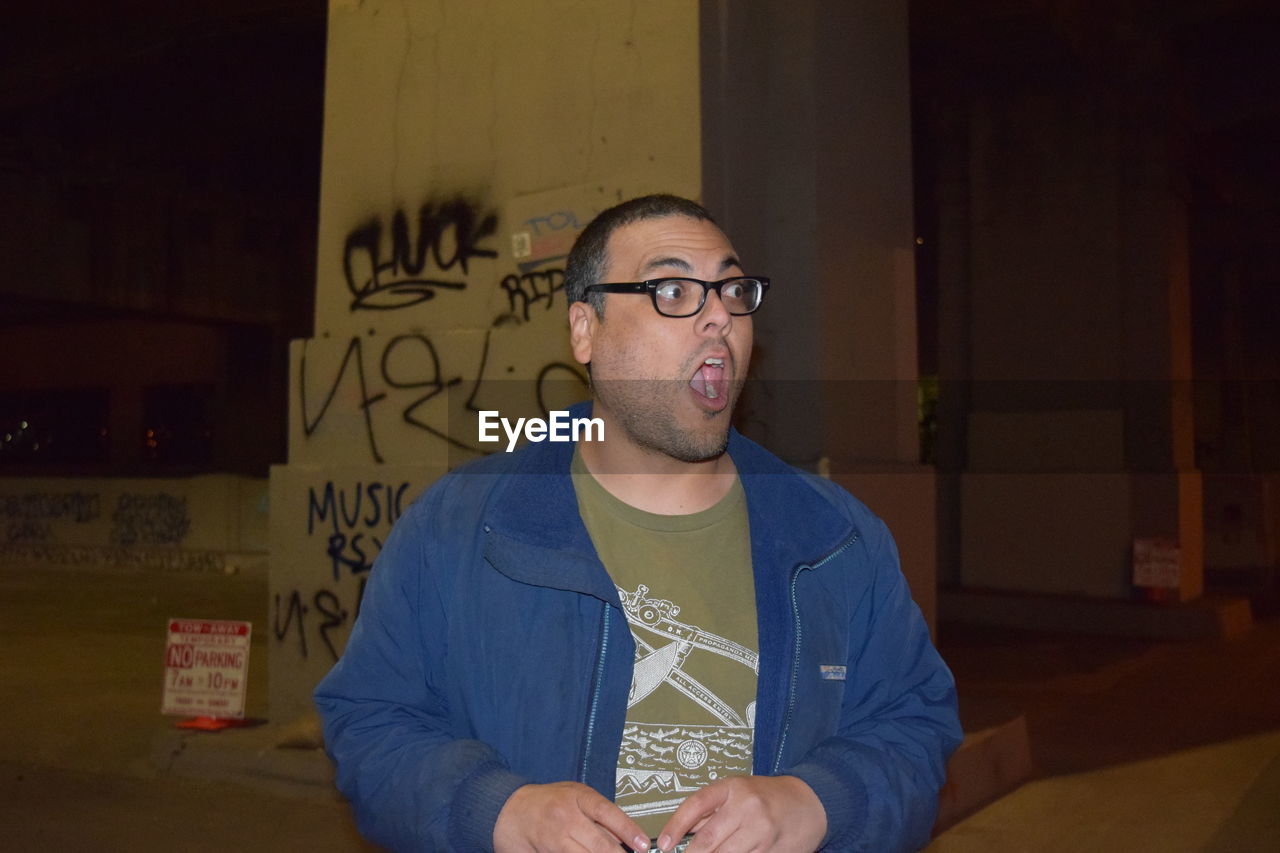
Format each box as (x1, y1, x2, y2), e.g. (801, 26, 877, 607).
(1133, 538, 1181, 590)
(161, 618, 252, 718)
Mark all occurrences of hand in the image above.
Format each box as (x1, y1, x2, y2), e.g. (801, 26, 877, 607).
(656, 775, 826, 853)
(493, 781, 650, 853)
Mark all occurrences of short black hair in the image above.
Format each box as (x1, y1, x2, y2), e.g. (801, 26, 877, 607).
(563, 194, 717, 317)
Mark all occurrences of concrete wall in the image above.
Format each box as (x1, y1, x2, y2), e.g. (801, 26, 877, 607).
(940, 54, 1204, 602)
(0, 474, 267, 573)
(834, 468, 938, 636)
(0, 318, 284, 474)
(0, 320, 225, 391)
(701, 0, 936, 623)
(270, 0, 703, 721)
(1204, 475, 1280, 574)
(0, 170, 310, 326)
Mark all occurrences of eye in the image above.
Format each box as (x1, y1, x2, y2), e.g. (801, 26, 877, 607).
(654, 280, 690, 304)
(722, 280, 746, 301)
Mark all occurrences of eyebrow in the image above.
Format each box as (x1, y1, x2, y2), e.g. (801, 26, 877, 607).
(638, 254, 742, 277)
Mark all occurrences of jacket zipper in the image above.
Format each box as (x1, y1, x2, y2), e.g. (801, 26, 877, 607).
(578, 602, 611, 783)
(771, 531, 861, 774)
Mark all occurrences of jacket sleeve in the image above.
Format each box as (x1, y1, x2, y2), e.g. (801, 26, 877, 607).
(783, 516, 962, 853)
(313, 495, 529, 852)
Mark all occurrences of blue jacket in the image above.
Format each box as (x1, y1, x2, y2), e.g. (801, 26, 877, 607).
(315, 417, 962, 852)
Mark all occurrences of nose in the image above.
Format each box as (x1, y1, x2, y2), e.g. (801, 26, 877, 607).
(695, 285, 733, 336)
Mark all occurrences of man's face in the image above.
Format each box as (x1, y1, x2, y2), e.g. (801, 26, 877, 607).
(569, 215, 753, 464)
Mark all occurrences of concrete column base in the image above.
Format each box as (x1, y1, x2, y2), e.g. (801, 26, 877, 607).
(940, 588, 1253, 640)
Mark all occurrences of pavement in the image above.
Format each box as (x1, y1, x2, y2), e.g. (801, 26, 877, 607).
(925, 619, 1280, 851)
(2, 559, 1278, 851)
(0, 559, 377, 852)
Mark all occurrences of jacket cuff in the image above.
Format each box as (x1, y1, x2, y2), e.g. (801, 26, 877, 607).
(783, 753, 867, 851)
(447, 761, 530, 852)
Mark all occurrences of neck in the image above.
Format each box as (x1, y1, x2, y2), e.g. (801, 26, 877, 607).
(577, 411, 737, 515)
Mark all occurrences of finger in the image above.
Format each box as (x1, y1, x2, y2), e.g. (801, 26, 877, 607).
(562, 830, 599, 853)
(566, 820, 638, 853)
(659, 786, 729, 851)
(579, 792, 649, 853)
(685, 821, 748, 853)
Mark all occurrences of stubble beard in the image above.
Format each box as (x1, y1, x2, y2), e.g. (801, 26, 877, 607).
(591, 378, 739, 465)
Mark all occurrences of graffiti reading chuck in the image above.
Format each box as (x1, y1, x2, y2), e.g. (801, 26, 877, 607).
(343, 198, 498, 311)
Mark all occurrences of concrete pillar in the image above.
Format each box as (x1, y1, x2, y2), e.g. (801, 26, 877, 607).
(270, 0, 704, 722)
(1118, 36, 1202, 602)
(948, 37, 1203, 602)
(702, 0, 936, 627)
(931, 92, 974, 591)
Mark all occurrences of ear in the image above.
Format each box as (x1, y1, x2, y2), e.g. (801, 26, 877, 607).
(568, 301, 597, 366)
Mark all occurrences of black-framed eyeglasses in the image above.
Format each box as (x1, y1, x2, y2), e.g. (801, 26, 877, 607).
(583, 276, 770, 317)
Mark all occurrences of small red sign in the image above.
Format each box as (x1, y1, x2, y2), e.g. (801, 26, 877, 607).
(161, 618, 252, 719)
(1133, 538, 1181, 590)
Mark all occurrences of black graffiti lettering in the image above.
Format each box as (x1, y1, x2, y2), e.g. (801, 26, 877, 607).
(6, 521, 52, 542)
(326, 531, 374, 582)
(344, 199, 498, 311)
(500, 268, 565, 321)
(0, 543, 225, 572)
(308, 481, 401, 583)
(308, 481, 410, 536)
(298, 328, 588, 462)
(384, 332, 488, 453)
(1, 491, 101, 524)
(351, 533, 368, 572)
(273, 585, 369, 664)
(536, 361, 592, 416)
(381, 333, 453, 396)
(272, 590, 309, 660)
(326, 532, 347, 580)
(111, 493, 191, 546)
(306, 482, 336, 536)
(364, 482, 382, 528)
(299, 336, 386, 464)
(314, 589, 348, 662)
(420, 200, 498, 273)
(461, 327, 493, 414)
(338, 488, 361, 529)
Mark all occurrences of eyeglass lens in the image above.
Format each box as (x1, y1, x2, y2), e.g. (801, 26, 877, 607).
(653, 278, 763, 316)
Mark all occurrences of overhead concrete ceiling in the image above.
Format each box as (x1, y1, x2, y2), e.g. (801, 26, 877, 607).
(2, 0, 1275, 320)
(0, 0, 326, 194)
(4, 0, 1275, 208)
(912, 0, 1280, 223)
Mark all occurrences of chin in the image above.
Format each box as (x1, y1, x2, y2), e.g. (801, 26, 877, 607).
(668, 423, 732, 463)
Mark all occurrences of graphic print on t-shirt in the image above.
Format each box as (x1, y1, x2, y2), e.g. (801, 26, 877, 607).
(614, 583, 758, 820)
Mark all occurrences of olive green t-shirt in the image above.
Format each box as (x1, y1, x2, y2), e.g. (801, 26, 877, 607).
(571, 449, 758, 836)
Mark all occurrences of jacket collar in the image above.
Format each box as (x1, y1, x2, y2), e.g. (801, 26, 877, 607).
(480, 400, 854, 600)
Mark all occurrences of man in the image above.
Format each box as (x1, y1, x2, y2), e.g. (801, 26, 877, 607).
(315, 195, 962, 852)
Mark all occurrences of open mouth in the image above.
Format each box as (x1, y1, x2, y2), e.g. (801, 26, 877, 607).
(689, 356, 730, 411)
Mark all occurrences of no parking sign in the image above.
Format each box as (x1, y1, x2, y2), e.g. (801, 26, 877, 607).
(161, 618, 251, 719)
